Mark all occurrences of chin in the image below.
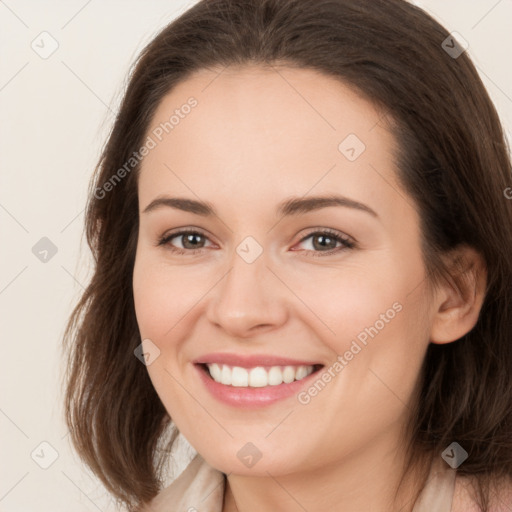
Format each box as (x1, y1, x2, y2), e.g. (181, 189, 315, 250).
(200, 446, 300, 477)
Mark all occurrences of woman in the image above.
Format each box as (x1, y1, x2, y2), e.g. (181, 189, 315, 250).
(63, 0, 512, 510)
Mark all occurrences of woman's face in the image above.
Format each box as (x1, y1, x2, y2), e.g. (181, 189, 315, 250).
(133, 65, 435, 476)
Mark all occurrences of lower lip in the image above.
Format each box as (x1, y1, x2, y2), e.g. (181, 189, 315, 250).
(194, 364, 322, 408)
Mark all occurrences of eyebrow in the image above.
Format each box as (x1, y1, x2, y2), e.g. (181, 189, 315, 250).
(142, 194, 378, 218)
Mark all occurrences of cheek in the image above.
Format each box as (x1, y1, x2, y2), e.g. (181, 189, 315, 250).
(314, 268, 429, 408)
(280, 258, 413, 348)
(290, 253, 430, 398)
(132, 250, 209, 340)
(294, 288, 428, 460)
(132, 252, 203, 416)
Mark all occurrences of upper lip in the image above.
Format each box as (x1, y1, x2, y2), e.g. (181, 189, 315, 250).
(193, 353, 323, 368)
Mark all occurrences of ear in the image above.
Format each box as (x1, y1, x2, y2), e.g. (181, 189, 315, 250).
(429, 245, 487, 344)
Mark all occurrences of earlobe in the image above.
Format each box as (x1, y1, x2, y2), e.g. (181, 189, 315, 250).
(429, 246, 487, 345)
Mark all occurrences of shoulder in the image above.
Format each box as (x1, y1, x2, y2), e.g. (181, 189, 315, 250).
(451, 473, 512, 512)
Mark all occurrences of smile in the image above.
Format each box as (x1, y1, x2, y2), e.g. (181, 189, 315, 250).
(205, 363, 317, 387)
(194, 358, 324, 408)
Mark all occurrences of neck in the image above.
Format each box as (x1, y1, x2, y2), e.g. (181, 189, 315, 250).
(222, 422, 428, 512)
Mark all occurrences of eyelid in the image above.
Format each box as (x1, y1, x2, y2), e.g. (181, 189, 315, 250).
(296, 227, 355, 245)
(161, 227, 209, 240)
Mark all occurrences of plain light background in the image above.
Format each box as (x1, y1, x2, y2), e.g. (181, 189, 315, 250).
(1, 1, 511, 510)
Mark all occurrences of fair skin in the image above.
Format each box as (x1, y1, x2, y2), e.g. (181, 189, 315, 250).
(132, 65, 487, 512)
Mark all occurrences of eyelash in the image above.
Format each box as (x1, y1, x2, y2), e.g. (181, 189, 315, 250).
(157, 228, 355, 257)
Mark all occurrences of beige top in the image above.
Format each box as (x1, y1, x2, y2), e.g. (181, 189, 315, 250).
(144, 454, 456, 512)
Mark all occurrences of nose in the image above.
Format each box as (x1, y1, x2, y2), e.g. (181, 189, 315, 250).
(206, 247, 289, 338)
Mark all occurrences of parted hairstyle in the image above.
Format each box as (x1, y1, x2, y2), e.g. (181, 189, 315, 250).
(63, 0, 512, 510)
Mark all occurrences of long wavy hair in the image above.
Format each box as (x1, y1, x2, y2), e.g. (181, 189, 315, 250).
(62, 0, 512, 510)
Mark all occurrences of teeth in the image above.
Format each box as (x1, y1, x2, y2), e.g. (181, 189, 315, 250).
(232, 366, 248, 387)
(249, 367, 267, 387)
(205, 364, 315, 387)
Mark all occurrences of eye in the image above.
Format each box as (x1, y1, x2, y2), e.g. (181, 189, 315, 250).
(157, 229, 214, 255)
(157, 227, 355, 257)
(292, 228, 355, 257)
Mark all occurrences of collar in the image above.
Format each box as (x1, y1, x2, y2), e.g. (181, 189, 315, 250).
(144, 453, 225, 512)
(145, 452, 455, 512)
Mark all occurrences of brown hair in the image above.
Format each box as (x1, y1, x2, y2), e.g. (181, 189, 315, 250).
(62, 0, 512, 510)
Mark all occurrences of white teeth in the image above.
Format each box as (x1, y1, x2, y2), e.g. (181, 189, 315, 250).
(268, 366, 283, 386)
(231, 366, 248, 387)
(209, 363, 222, 382)
(249, 367, 268, 387)
(295, 366, 308, 380)
(220, 364, 231, 385)
(205, 364, 315, 387)
(282, 366, 296, 383)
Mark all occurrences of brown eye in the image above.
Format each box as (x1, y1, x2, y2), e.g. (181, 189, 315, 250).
(179, 232, 207, 249)
(158, 230, 213, 254)
(293, 229, 355, 257)
(310, 233, 339, 251)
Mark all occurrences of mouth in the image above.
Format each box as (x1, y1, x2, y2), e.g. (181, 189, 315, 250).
(197, 362, 324, 388)
(192, 353, 326, 407)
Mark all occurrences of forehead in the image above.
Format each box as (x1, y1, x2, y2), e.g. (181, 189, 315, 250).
(138, 64, 405, 221)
